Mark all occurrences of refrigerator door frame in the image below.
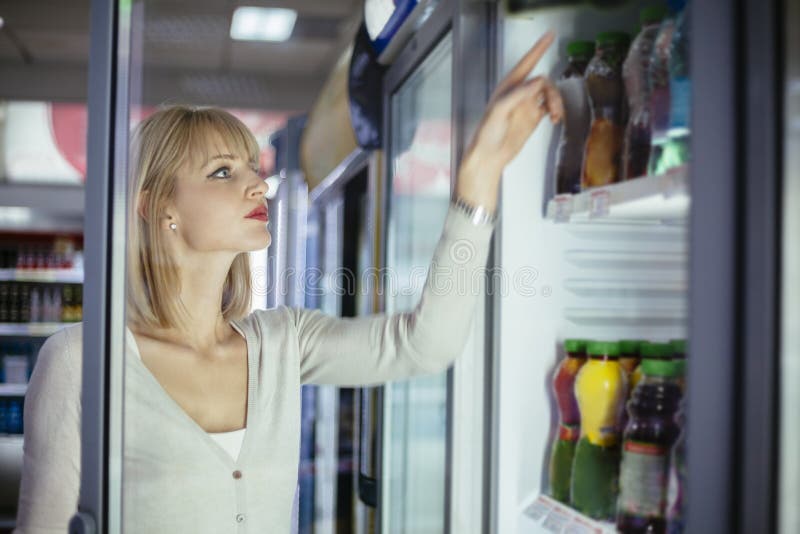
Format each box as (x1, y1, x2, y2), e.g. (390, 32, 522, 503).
(688, 0, 782, 532)
(380, 1, 485, 532)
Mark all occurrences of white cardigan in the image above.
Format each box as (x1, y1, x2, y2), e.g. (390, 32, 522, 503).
(14, 206, 494, 533)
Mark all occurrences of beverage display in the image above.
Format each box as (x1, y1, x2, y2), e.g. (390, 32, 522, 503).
(617, 359, 685, 533)
(555, 41, 594, 195)
(548, 338, 588, 503)
(571, 341, 627, 519)
(622, 7, 667, 180)
(647, 1, 685, 175)
(0, 283, 81, 323)
(630, 341, 672, 391)
(581, 31, 631, 189)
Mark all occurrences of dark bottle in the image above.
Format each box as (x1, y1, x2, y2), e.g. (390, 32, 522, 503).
(555, 40, 595, 195)
(581, 31, 631, 189)
(617, 359, 683, 533)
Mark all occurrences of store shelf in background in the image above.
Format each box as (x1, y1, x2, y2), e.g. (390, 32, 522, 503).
(0, 268, 83, 284)
(522, 494, 615, 534)
(564, 307, 687, 327)
(546, 166, 689, 223)
(0, 385, 26, 397)
(0, 322, 75, 336)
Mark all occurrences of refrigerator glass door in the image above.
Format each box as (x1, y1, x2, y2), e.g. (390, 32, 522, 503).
(779, 1, 800, 531)
(382, 32, 453, 534)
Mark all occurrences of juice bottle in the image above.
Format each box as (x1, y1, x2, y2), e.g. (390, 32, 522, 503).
(659, 4, 692, 173)
(555, 41, 595, 195)
(617, 359, 684, 533)
(647, 0, 686, 175)
(548, 339, 588, 503)
(571, 341, 627, 519)
(630, 341, 672, 391)
(619, 339, 644, 376)
(666, 362, 687, 534)
(581, 32, 631, 189)
(622, 6, 667, 180)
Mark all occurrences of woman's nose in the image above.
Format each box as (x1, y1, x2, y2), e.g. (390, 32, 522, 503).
(249, 175, 269, 198)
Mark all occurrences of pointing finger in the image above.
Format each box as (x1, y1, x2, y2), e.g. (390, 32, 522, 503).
(494, 31, 555, 98)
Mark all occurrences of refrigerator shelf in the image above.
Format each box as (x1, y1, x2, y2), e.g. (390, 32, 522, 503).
(0, 322, 74, 336)
(546, 166, 689, 223)
(0, 384, 27, 396)
(0, 268, 83, 284)
(564, 278, 687, 299)
(0, 435, 24, 445)
(521, 494, 616, 533)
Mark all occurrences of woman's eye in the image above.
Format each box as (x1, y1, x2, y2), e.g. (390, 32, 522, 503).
(209, 166, 232, 179)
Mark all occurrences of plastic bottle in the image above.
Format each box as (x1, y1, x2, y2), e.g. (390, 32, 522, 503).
(555, 41, 595, 195)
(630, 341, 672, 392)
(581, 31, 631, 189)
(622, 7, 667, 180)
(571, 341, 627, 519)
(617, 359, 685, 533)
(647, 0, 686, 175)
(548, 339, 588, 503)
(657, 4, 691, 173)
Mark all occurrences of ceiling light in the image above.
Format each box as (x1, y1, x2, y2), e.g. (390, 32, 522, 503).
(0, 16, 5, 29)
(230, 7, 297, 42)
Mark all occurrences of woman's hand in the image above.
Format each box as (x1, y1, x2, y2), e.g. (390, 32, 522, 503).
(456, 31, 564, 213)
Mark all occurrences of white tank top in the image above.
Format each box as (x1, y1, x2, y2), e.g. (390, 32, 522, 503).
(208, 428, 246, 462)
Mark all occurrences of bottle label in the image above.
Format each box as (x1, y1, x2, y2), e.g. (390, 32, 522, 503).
(668, 77, 691, 131)
(618, 440, 669, 517)
(558, 423, 579, 442)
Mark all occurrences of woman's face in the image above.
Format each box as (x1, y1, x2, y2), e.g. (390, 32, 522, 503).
(166, 134, 271, 254)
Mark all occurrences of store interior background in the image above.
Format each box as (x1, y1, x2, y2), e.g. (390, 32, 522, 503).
(0, 0, 361, 530)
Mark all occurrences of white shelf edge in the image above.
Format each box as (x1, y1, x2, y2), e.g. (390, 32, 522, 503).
(0, 434, 24, 445)
(0, 268, 83, 283)
(0, 383, 27, 396)
(564, 307, 687, 327)
(0, 322, 76, 336)
(521, 493, 617, 533)
(546, 166, 690, 223)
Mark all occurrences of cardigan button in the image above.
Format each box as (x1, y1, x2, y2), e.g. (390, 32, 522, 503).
(235, 513, 245, 523)
(233, 470, 242, 480)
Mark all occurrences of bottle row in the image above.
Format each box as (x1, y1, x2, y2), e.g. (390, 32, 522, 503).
(0, 397, 24, 434)
(554, 0, 690, 196)
(549, 339, 687, 533)
(0, 282, 83, 323)
(0, 236, 83, 270)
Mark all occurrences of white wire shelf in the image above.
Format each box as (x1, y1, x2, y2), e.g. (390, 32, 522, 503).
(0, 268, 83, 284)
(0, 322, 75, 336)
(0, 383, 27, 396)
(521, 494, 616, 533)
(546, 165, 689, 223)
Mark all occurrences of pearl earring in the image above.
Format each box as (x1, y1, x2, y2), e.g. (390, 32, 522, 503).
(169, 223, 177, 230)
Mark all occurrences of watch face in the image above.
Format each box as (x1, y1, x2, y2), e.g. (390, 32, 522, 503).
(364, 0, 396, 41)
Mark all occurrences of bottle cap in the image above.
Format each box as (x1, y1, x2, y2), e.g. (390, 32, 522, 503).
(642, 358, 683, 378)
(586, 341, 621, 357)
(640, 341, 672, 359)
(564, 339, 588, 353)
(641, 6, 668, 25)
(596, 31, 631, 48)
(566, 40, 595, 59)
(670, 339, 687, 358)
(620, 339, 643, 354)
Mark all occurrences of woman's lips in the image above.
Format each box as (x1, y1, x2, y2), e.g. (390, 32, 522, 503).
(245, 205, 269, 222)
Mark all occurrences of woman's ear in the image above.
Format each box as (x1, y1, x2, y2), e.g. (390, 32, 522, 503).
(137, 190, 149, 221)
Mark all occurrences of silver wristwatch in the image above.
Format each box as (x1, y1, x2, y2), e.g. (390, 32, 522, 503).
(452, 197, 498, 226)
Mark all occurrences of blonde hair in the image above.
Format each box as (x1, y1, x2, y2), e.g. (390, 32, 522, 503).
(127, 105, 259, 331)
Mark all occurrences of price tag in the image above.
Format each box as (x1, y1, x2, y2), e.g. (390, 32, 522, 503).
(589, 189, 610, 218)
(552, 194, 574, 223)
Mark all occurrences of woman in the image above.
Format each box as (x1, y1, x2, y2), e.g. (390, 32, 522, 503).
(15, 33, 562, 533)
